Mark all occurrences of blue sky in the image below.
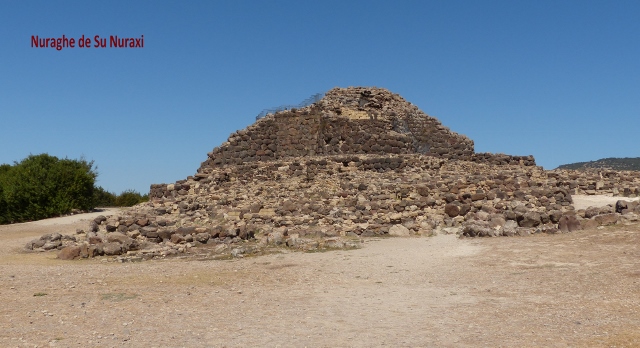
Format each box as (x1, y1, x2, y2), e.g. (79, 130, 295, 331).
(1, 1, 639, 194)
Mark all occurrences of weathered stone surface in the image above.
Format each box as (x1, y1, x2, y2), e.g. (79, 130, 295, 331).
(388, 224, 410, 237)
(558, 215, 581, 233)
(548, 210, 563, 224)
(33, 87, 640, 261)
(42, 241, 61, 250)
(267, 231, 284, 245)
(25, 239, 46, 250)
(444, 203, 460, 218)
(106, 232, 129, 244)
(171, 234, 185, 244)
(94, 215, 107, 225)
(175, 226, 195, 236)
(616, 200, 639, 214)
(581, 219, 599, 230)
(518, 212, 541, 228)
(58, 246, 81, 260)
(141, 226, 158, 235)
(102, 242, 123, 256)
(501, 220, 518, 236)
(194, 233, 210, 243)
(594, 213, 619, 226)
(462, 221, 496, 237)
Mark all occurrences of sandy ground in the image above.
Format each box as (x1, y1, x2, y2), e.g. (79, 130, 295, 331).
(1, 200, 640, 347)
(572, 195, 639, 211)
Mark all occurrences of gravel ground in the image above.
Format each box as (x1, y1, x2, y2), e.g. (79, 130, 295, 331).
(1, 201, 639, 347)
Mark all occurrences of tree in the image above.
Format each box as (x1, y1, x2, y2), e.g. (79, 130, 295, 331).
(114, 189, 148, 207)
(0, 154, 97, 223)
(92, 186, 117, 207)
(0, 183, 6, 224)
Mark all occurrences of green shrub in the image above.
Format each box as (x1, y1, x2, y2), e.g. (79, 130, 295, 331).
(0, 184, 6, 225)
(93, 186, 117, 207)
(0, 153, 151, 223)
(0, 154, 96, 223)
(114, 189, 148, 207)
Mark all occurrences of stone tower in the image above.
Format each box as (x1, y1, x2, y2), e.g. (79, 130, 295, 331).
(197, 87, 474, 173)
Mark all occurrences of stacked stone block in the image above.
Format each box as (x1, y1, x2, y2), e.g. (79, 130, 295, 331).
(198, 87, 478, 172)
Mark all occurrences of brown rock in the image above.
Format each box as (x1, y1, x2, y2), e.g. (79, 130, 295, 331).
(558, 215, 581, 232)
(548, 210, 563, 224)
(471, 193, 486, 201)
(102, 242, 123, 256)
(281, 200, 297, 212)
(581, 219, 599, 230)
(444, 203, 460, 217)
(194, 233, 210, 243)
(459, 204, 471, 216)
(93, 215, 107, 225)
(462, 221, 496, 237)
(594, 213, 619, 226)
(58, 246, 81, 260)
(171, 234, 185, 244)
(388, 224, 410, 237)
(518, 212, 541, 228)
(106, 232, 129, 244)
(584, 207, 603, 219)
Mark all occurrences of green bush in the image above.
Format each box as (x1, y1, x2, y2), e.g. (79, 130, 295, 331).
(93, 186, 117, 207)
(0, 153, 151, 224)
(114, 189, 148, 207)
(0, 154, 96, 223)
(0, 184, 6, 225)
(92, 187, 148, 207)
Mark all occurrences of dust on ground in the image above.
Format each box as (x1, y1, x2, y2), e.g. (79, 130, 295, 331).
(1, 204, 639, 347)
(572, 194, 639, 211)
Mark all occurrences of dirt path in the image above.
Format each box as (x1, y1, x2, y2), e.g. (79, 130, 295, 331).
(1, 207, 640, 347)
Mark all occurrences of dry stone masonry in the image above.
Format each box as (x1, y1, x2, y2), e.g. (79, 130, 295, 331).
(196, 87, 476, 170)
(32, 86, 640, 260)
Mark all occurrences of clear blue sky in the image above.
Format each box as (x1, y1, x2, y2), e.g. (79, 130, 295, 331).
(2, 1, 639, 194)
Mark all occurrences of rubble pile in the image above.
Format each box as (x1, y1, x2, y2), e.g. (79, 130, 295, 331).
(24, 87, 640, 260)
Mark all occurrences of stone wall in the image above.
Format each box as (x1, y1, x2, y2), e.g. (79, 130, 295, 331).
(48, 153, 640, 260)
(548, 169, 640, 196)
(144, 153, 640, 245)
(198, 87, 478, 172)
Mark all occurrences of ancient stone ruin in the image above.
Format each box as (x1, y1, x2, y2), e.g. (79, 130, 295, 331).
(30, 87, 640, 260)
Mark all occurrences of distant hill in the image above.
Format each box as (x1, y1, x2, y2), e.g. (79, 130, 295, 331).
(557, 157, 640, 171)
